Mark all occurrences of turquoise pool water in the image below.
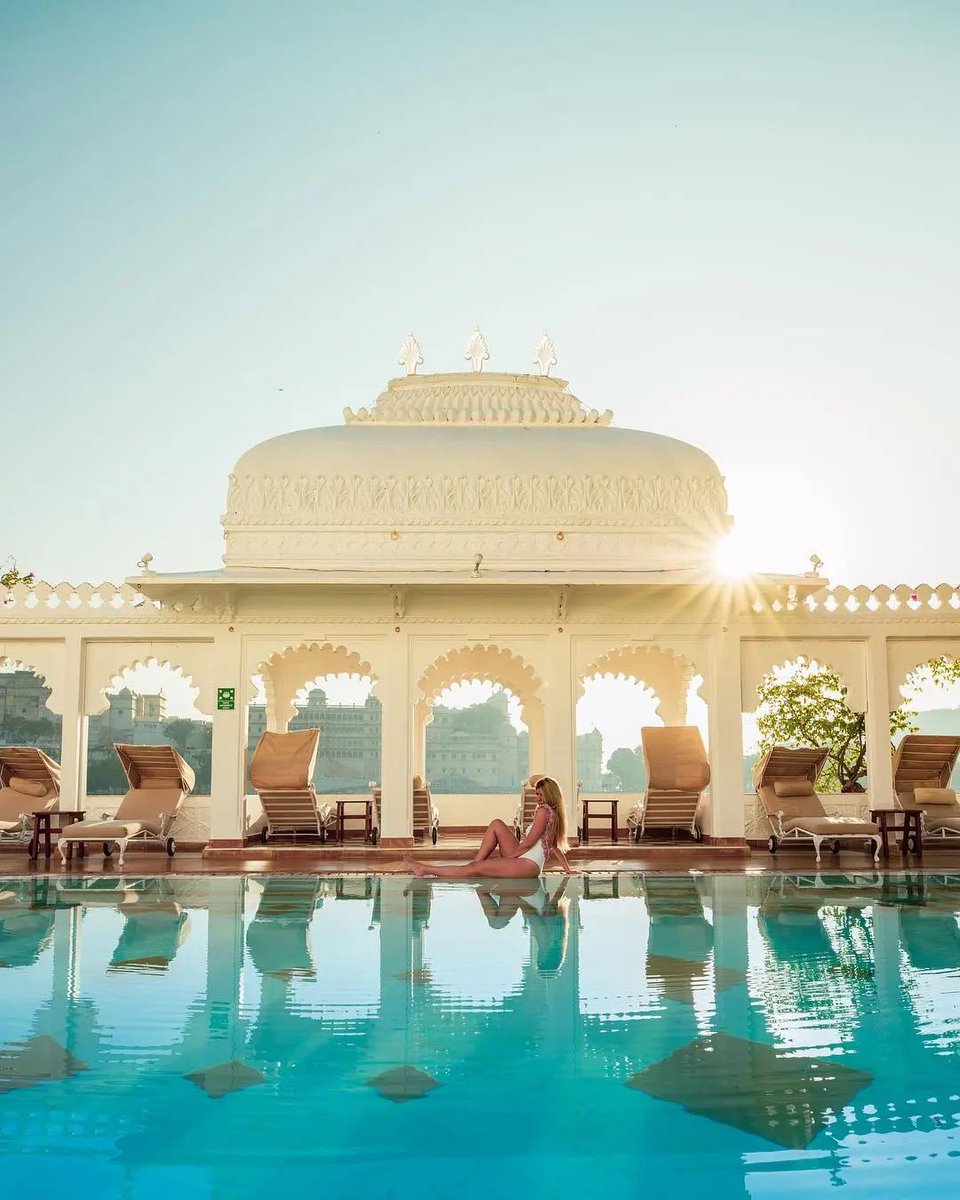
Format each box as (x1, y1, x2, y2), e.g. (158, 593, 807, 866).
(2, 871, 960, 1197)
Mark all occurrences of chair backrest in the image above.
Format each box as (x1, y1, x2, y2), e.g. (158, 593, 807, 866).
(753, 745, 829, 792)
(892, 734, 960, 795)
(249, 729, 319, 791)
(115, 744, 195, 794)
(412, 778, 433, 829)
(115, 787, 187, 824)
(0, 746, 61, 804)
(641, 726, 711, 792)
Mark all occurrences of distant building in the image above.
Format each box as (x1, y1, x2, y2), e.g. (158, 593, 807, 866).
(0, 669, 52, 722)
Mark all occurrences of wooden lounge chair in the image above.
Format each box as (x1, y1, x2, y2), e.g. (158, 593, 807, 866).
(58, 743, 195, 867)
(754, 744, 880, 862)
(628, 726, 710, 842)
(0, 747, 60, 850)
(249, 728, 333, 843)
(892, 733, 960, 847)
(370, 775, 438, 842)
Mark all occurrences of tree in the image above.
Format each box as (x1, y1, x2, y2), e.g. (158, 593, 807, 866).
(755, 657, 960, 793)
(605, 746, 647, 793)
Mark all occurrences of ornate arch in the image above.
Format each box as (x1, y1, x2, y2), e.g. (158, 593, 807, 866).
(416, 644, 543, 733)
(0, 641, 65, 716)
(578, 643, 701, 724)
(889, 639, 960, 705)
(258, 641, 378, 728)
(83, 642, 216, 716)
(740, 640, 866, 713)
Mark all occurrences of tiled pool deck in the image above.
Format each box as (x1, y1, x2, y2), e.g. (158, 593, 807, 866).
(4, 838, 960, 876)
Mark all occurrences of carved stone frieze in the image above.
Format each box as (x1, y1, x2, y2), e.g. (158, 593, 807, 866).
(222, 471, 729, 528)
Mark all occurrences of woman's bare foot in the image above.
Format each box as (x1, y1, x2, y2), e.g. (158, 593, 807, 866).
(403, 857, 427, 877)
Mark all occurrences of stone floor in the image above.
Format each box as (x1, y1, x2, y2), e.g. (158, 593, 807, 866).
(3, 835, 960, 876)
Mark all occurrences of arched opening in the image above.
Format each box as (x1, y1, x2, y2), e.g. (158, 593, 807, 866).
(0, 660, 62, 760)
(417, 645, 541, 833)
(894, 656, 960, 785)
(86, 660, 211, 796)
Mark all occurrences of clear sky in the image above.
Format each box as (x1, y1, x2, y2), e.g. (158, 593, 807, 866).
(3, 0, 959, 585)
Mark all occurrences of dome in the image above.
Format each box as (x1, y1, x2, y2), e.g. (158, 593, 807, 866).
(223, 373, 729, 574)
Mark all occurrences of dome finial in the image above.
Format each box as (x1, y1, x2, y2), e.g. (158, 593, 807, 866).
(398, 334, 423, 376)
(464, 328, 490, 373)
(533, 333, 557, 378)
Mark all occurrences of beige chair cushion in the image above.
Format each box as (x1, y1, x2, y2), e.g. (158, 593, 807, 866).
(139, 777, 175, 790)
(774, 779, 815, 799)
(115, 788, 184, 825)
(914, 787, 958, 806)
(250, 729, 319, 790)
(7, 776, 49, 798)
(782, 815, 878, 836)
(924, 814, 960, 833)
(60, 820, 157, 840)
(759, 784, 827, 822)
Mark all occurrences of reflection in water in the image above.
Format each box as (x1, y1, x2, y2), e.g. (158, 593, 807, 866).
(1, 871, 960, 1197)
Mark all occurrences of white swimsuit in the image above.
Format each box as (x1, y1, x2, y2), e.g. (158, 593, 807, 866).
(518, 804, 553, 873)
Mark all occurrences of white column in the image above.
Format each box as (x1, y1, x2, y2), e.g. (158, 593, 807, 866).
(413, 699, 430, 780)
(657, 663, 692, 727)
(378, 633, 413, 846)
(542, 632, 577, 837)
(865, 634, 895, 809)
(58, 633, 88, 812)
(208, 630, 247, 846)
(526, 701, 546, 775)
(706, 629, 746, 842)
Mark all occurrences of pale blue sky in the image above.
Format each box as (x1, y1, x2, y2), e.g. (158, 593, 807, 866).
(3, 1, 959, 584)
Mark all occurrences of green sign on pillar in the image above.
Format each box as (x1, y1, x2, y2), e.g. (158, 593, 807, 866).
(217, 687, 236, 711)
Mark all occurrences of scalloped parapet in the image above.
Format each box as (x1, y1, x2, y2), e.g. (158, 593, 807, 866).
(343, 372, 613, 426)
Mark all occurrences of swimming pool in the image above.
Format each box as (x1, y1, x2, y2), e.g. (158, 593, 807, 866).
(1, 871, 959, 1197)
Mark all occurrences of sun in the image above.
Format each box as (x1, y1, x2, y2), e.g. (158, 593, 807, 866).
(712, 534, 759, 580)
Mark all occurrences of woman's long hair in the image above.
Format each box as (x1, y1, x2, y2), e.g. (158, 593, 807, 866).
(535, 776, 569, 852)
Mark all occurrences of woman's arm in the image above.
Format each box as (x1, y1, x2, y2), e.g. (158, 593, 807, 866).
(549, 846, 576, 875)
(511, 807, 549, 858)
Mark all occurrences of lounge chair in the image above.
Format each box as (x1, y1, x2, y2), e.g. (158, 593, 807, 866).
(0, 747, 60, 850)
(0, 882, 56, 968)
(370, 776, 438, 842)
(57, 743, 194, 867)
(627, 726, 710, 842)
(513, 773, 541, 839)
(246, 877, 322, 978)
(249, 728, 334, 843)
(892, 734, 960, 847)
(754, 745, 880, 862)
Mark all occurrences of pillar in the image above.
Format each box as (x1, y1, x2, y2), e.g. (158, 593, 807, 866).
(58, 633, 88, 811)
(542, 631, 577, 837)
(865, 634, 895, 809)
(378, 633, 413, 846)
(657, 662, 693, 727)
(413, 698, 431, 780)
(208, 630, 248, 846)
(526, 701, 546, 776)
(706, 628, 747, 842)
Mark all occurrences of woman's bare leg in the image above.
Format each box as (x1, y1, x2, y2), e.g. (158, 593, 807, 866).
(404, 819, 522, 877)
(410, 857, 541, 880)
(471, 819, 520, 863)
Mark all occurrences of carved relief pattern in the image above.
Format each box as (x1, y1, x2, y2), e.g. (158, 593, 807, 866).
(343, 375, 613, 425)
(223, 472, 729, 527)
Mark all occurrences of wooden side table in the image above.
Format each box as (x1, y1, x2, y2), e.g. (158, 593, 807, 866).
(870, 806, 923, 859)
(336, 798, 374, 844)
(30, 810, 86, 862)
(581, 797, 619, 844)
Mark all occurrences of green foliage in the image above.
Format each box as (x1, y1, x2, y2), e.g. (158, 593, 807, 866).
(605, 746, 647, 792)
(1, 559, 34, 588)
(755, 661, 915, 793)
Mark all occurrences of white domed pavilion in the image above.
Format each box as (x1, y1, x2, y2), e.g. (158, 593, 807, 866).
(2, 341, 956, 859)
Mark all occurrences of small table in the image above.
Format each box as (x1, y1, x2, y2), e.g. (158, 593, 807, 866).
(870, 806, 923, 859)
(581, 797, 619, 844)
(335, 798, 375, 844)
(30, 810, 86, 862)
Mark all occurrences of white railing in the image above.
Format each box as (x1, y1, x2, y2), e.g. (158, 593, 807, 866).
(751, 583, 960, 618)
(2, 579, 959, 621)
(0, 581, 159, 614)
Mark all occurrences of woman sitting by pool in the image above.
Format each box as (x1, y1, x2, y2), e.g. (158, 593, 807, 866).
(404, 776, 574, 878)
